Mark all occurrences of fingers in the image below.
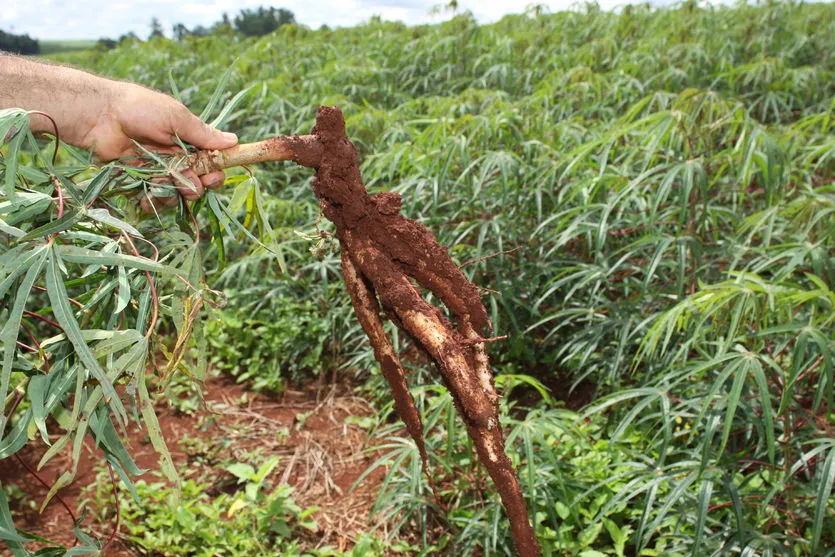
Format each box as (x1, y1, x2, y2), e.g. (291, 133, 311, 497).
(173, 168, 226, 201)
(139, 169, 226, 214)
(199, 170, 226, 190)
(139, 191, 178, 214)
(176, 169, 203, 201)
(174, 108, 238, 151)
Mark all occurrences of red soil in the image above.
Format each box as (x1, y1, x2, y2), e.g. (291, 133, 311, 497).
(0, 374, 386, 555)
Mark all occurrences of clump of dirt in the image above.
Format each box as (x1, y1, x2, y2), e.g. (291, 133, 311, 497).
(294, 106, 540, 556)
(0, 374, 386, 555)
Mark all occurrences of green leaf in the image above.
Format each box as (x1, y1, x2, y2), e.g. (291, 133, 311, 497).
(1, 197, 52, 226)
(0, 408, 33, 459)
(0, 246, 48, 424)
(811, 446, 835, 554)
(0, 108, 29, 144)
(81, 167, 114, 206)
(56, 245, 174, 274)
(0, 216, 24, 238)
(751, 365, 776, 463)
(43, 412, 91, 509)
(210, 85, 253, 129)
(135, 350, 180, 492)
(86, 207, 142, 237)
(691, 479, 713, 556)
(30, 363, 78, 448)
(89, 405, 142, 477)
(28, 374, 52, 444)
(0, 245, 46, 304)
(0, 482, 32, 551)
(206, 192, 273, 254)
(115, 265, 130, 314)
(226, 462, 256, 481)
(253, 456, 280, 483)
(199, 69, 233, 122)
(1, 112, 28, 198)
(17, 207, 84, 242)
(45, 246, 127, 426)
(717, 357, 748, 458)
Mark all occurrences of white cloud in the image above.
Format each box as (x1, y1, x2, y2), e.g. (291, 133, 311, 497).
(1, 0, 673, 40)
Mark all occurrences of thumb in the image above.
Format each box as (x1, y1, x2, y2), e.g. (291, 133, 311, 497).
(176, 112, 238, 150)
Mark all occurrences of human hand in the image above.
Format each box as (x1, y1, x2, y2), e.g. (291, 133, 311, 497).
(0, 56, 237, 212)
(79, 82, 238, 213)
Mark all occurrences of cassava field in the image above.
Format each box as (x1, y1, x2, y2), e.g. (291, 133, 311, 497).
(1, 2, 834, 556)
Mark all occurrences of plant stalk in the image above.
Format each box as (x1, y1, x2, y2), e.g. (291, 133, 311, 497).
(187, 134, 324, 174)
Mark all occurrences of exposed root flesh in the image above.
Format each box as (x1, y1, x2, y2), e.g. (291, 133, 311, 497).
(340, 251, 444, 509)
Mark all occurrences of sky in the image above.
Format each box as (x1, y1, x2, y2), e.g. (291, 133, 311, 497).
(1, 0, 674, 41)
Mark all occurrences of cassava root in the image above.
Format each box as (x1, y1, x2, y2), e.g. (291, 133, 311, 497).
(190, 106, 541, 556)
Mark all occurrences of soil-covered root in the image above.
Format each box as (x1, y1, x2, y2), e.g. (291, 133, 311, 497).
(309, 106, 541, 557)
(188, 105, 542, 556)
(340, 250, 440, 501)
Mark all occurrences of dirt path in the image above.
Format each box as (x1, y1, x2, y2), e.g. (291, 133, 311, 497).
(1, 374, 386, 555)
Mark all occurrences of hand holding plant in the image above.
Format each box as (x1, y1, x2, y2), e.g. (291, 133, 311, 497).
(0, 54, 236, 211)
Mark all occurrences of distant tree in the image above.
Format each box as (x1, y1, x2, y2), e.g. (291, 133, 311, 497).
(96, 38, 118, 50)
(0, 30, 40, 55)
(118, 31, 140, 43)
(233, 7, 296, 37)
(277, 7, 296, 26)
(170, 22, 212, 40)
(211, 12, 234, 35)
(430, 0, 461, 17)
(172, 23, 189, 41)
(149, 17, 165, 39)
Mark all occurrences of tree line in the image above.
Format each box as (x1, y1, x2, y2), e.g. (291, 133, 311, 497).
(0, 30, 40, 55)
(102, 6, 297, 49)
(1, 6, 297, 54)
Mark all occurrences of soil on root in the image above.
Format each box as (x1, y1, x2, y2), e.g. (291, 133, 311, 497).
(302, 106, 539, 556)
(0, 374, 386, 556)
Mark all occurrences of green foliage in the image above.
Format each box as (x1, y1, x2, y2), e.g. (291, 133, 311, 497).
(0, 92, 278, 553)
(86, 457, 318, 556)
(233, 7, 296, 37)
(364, 375, 664, 555)
(2, 1, 835, 554)
(205, 296, 334, 393)
(149, 18, 165, 40)
(82, 439, 398, 557)
(37, 40, 97, 55)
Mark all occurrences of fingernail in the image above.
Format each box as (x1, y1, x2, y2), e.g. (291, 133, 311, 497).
(222, 132, 238, 142)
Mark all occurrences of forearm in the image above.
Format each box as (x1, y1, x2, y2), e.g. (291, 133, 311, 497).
(0, 54, 119, 146)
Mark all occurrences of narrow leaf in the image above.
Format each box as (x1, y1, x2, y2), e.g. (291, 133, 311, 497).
(45, 246, 127, 426)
